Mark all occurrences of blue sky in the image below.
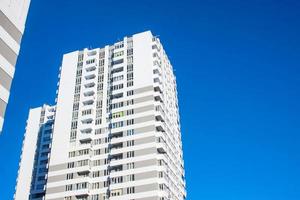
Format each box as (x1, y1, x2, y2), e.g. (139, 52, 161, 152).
(1, 0, 300, 199)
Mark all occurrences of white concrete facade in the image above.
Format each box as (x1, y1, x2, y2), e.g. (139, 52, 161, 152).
(15, 31, 186, 200)
(0, 0, 31, 133)
(15, 105, 56, 200)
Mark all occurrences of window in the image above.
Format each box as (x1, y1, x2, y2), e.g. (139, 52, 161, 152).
(127, 129, 134, 136)
(127, 151, 134, 158)
(66, 173, 74, 180)
(93, 159, 101, 166)
(111, 176, 123, 184)
(111, 102, 123, 109)
(115, 42, 124, 49)
(70, 130, 77, 140)
(74, 94, 80, 102)
(99, 59, 105, 66)
(127, 99, 134, 106)
(112, 111, 124, 119)
(86, 59, 95, 64)
(78, 149, 90, 156)
(127, 81, 133, 87)
(92, 171, 100, 178)
(127, 174, 135, 181)
(127, 109, 134, 115)
(76, 182, 88, 190)
(95, 128, 102, 135)
(75, 85, 81, 94)
(112, 84, 123, 91)
(65, 184, 73, 191)
(127, 56, 133, 64)
(92, 182, 100, 189)
(76, 69, 82, 76)
(127, 49, 133, 56)
(95, 118, 101, 125)
(73, 102, 79, 111)
(77, 159, 89, 167)
(127, 187, 135, 194)
(96, 100, 103, 108)
(111, 121, 124, 129)
(113, 51, 124, 58)
(127, 41, 133, 48)
(37, 176, 45, 181)
(75, 77, 82, 85)
(78, 53, 84, 61)
(159, 184, 165, 191)
(127, 73, 133, 81)
(67, 162, 75, 168)
(127, 64, 133, 72)
(127, 162, 135, 169)
(42, 144, 50, 149)
(159, 171, 164, 178)
(127, 90, 134, 96)
(127, 119, 134, 125)
(82, 109, 92, 116)
(69, 151, 76, 158)
(127, 140, 134, 147)
(96, 110, 102, 118)
(97, 51, 104, 60)
(111, 189, 122, 196)
(94, 149, 101, 155)
(40, 159, 48, 165)
(112, 75, 123, 82)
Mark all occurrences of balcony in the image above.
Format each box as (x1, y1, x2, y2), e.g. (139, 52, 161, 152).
(154, 91, 163, 102)
(155, 105, 165, 122)
(156, 121, 166, 132)
(81, 118, 93, 124)
(85, 73, 96, 80)
(110, 131, 123, 139)
(84, 82, 95, 89)
(157, 142, 167, 154)
(74, 190, 89, 198)
(76, 165, 91, 174)
(82, 99, 94, 106)
(85, 65, 96, 72)
(154, 84, 162, 93)
(109, 153, 123, 162)
(109, 164, 123, 173)
(83, 90, 95, 97)
(79, 135, 92, 144)
(110, 142, 123, 154)
(80, 126, 93, 134)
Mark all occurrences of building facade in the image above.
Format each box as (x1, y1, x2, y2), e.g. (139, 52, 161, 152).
(0, 0, 31, 133)
(15, 31, 186, 200)
(15, 105, 55, 200)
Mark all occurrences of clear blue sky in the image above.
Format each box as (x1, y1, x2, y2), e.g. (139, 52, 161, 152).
(0, 0, 300, 199)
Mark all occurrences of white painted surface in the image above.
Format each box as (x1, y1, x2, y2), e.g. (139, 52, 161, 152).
(0, 84, 9, 103)
(48, 51, 78, 165)
(0, 0, 31, 33)
(132, 31, 154, 89)
(0, 54, 15, 77)
(0, 26, 20, 53)
(14, 107, 42, 200)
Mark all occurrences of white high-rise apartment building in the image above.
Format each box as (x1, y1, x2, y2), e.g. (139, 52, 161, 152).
(15, 31, 186, 200)
(0, 0, 31, 133)
(15, 105, 55, 200)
